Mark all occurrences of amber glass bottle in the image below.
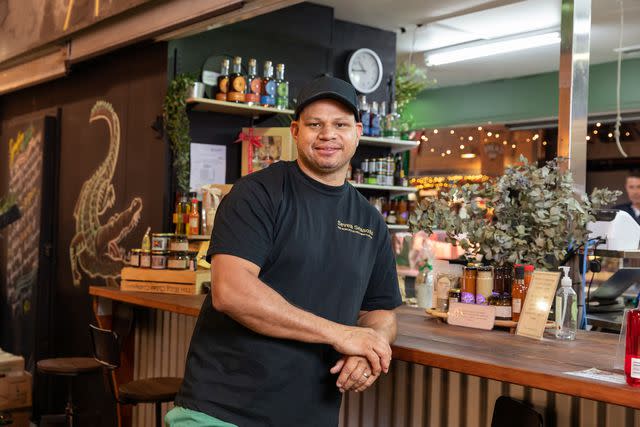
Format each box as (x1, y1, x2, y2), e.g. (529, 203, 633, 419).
(511, 265, 526, 321)
(215, 59, 230, 101)
(227, 56, 246, 103)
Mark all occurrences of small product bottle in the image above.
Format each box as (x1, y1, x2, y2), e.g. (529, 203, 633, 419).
(245, 58, 262, 105)
(260, 61, 276, 107)
(227, 56, 246, 103)
(435, 274, 453, 312)
(393, 154, 403, 187)
(215, 59, 230, 101)
(367, 157, 377, 185)
(476, 267, 493, 305)
(141, 226, 151, 251)
(275, 64, 289, 110)
(555, 266, 577, 340)
(188, 198, 200, 236)
(175, 196, 186, 235)
(415, 263, 434, 309)
(370, 101, 381, 137)
(624, 308, 640, 386)
(359, 96, 370, 136)
(361, 159, 369, 183)
(512, 265, 527, 321)
(384, 101, 401, 137)
(461, 266, 477, 304)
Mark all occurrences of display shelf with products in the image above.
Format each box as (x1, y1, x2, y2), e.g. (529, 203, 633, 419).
(387, 224, 410, 231)
(359, 136, 419, 153)
(186, 97, 294, 117)
(350, 182, 417, 193)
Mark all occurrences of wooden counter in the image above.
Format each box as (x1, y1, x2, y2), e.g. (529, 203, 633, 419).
(89, 286, 640, 410)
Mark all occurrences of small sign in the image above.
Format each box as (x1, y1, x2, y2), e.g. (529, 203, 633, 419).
(516, 271, 561, 340)
(447, 302, 496, 330)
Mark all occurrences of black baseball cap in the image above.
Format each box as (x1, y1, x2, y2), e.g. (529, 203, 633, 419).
(294, 76, 360, 122)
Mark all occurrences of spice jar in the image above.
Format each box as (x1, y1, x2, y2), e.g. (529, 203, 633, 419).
(129, 249, 141, 267)
(475, 267, 493, 305)
(151, 250, 169, 269)
(168, 252, 189, 270)
(170, 234, 189, 252)
(461, 266, 477, 304)
(140, 250, 152, 268)
(448, 288, 461, 308)
(151, 233, 173, 251)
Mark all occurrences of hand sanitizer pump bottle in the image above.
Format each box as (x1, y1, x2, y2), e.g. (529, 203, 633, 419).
(555, 266, 577, 340)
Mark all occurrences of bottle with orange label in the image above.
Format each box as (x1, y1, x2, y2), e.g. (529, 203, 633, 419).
(227, 56, 246, 103)
(215, 59, 230, 101)
(245, 58, 262, 105)
(188, 198, 200, 236)
(261, 60, 275, 107)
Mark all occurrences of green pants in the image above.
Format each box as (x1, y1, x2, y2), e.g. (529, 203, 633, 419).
(165, 406, 237, 427)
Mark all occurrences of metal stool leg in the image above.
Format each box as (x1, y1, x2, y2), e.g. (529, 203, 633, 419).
(155, 402, 162, 427)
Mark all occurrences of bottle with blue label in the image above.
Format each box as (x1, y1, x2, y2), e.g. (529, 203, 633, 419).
(370, 101, 381, 137)
(260, 61, 276, 107)
(358, 96, 370, 136)
(275, 64, 289, 110)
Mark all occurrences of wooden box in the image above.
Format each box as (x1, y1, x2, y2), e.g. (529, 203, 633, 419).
(120, 267, 210, 295)
(0, 372, 31, 411)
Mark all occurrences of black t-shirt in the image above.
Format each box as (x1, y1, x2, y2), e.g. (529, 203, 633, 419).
(175, 161, 402, 426)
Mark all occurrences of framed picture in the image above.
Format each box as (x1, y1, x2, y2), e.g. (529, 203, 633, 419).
(241, 127, 297, 176)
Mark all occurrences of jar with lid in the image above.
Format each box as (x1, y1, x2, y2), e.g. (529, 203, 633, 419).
(461, 266, 477, 304)
(475, 267, 493, 305)
(168, 252, 189, 270)
(140, 250, 152, 268)
(170, 234, 189, 252)
(129, 249, 141, 267)
(151, 250, 169, 270)
(151, 233, 173, 251)
(415, 264, 434, 309)
(448, 288, 461, 308)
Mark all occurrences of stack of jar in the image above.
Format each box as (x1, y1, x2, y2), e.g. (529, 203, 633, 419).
(128, 231, 198, 271)
(368, 196, 415, 225)
(358, 96, 401, 138)
(424, 263, 534, 322)
(351, 154, 408, 187)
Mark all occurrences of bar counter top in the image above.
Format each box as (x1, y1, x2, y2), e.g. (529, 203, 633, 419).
(89, 285, 640, 409)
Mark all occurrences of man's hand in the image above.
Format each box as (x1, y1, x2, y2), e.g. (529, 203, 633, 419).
(330, 356, 379, 393)
(331, 326, 392, 376)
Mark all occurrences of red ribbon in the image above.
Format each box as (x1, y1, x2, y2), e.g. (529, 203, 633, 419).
(235, 128, 262, 174)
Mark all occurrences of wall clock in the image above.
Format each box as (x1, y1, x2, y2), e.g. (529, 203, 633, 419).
(346, 48, 383, 94)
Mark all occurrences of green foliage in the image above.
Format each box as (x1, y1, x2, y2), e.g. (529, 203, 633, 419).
(395, 62, 433, 130)
(0, 194, 17, 215)
(410, 157, 621, 270)
(163, 74, 194, 193)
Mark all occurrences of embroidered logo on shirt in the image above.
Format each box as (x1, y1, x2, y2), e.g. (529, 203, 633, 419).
(337, 220, 374, 239)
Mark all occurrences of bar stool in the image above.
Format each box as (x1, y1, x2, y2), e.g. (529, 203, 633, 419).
(89, 324, 182, 427)
(36, 357, 103, 427)
(491, 396, 543, 427)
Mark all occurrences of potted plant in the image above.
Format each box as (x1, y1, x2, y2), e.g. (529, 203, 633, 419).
(410, 157, 621, 270)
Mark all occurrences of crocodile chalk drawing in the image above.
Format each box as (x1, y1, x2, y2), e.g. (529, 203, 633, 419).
(69, 100, 143, 287)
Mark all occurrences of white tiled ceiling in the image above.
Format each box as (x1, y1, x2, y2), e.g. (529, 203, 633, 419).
(312, 0, 640, 87)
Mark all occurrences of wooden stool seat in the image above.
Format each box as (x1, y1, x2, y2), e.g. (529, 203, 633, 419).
(119, 377, 182, 403)
(37, 357, 102, 376)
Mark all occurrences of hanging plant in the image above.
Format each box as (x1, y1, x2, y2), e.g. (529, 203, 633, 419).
(395, 61, 433, 131)
(163, 74, 195, 194)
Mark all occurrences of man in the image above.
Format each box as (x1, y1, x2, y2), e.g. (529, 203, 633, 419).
(167, 76, 402, 426)
(614, 171, 640, 225)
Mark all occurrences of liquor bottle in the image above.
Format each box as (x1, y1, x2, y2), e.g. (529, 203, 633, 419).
(490, 267, 511, 320)
(227, 56, 246, 103)
(275, 64, 289, 110)
(370, 101, 381, 137)
(188, 198, 200, 236)
(261, 61, 276, 107)
(625, 308, 640, 386)
(359, 96, 370, 136)
(555, 266, 577, 340)
(393, 153, 402, 186)
(175, 196, 187, 235)
(141, 227, 151, 251)
(511, 265, 527, 321)
(384, 101, 401, 138)
(215, 59, 230, 101)
(245, 58, 262, 105)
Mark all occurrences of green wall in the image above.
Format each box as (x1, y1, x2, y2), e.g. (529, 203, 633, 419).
(405, 58, 640, 129)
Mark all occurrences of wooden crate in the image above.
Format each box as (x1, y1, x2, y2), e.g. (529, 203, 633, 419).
(120, 267, 210, 295)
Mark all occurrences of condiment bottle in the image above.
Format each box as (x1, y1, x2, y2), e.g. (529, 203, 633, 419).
(141, 227, 151, 251)
(359, 96, 370, 136)
(461, 266, 477, 304)
(511, 265, 526, 321)
(227, 56, 246, 103)
(188, 198, 200, 236)
(476, 267, 493, 305)
(215, 59, 230, 101)
(625, 308, 640, 386)
(260, 61, 276, 107)
(245, 58, 262, 105)
(555, 266, 577, 340)
(275, 63, 289, 110)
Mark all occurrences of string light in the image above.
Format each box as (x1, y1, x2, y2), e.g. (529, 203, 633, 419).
(625, 132, 631, 137)
(460, 144, 465, 149)
(446, 149, 452, 155)
(586, 135, 591, 141)
(450, 130, 455, 134)
(511, 144, 517, 149)
(468, 136, 473, 141)
(608, 132, 613, 138)
(430, 148, 435, 152)
(461, 153, 477, 159)
(487, 131, 493, 136)
(441, 153, 445, 157)
(495, 133, 500, 138)
(542, 141, 548, 146)
(593, 130, 598, 134)
(410, 174, 490, 190)
(421, 135, 428, 141)
(433, 129, 439, 134)
(503, 140, 508, 145)
(533, 134, 539, 140)
(596, 122, 601, 127)
(526, 138, 531, 142)
(459, 136, 464, 141)
(477, 126, 483, 131)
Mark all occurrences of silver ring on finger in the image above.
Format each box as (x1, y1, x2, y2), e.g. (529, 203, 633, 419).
(363, 372, 370, 379)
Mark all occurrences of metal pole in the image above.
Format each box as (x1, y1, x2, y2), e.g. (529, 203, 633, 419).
(557, 0, 591, 193)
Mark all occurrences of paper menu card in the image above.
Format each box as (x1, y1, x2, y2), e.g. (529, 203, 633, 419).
(516, 271, 561, 339)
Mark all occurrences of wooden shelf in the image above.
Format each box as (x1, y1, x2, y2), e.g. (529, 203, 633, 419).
(186, 97, 295, 117)
(187, 235, 210, 241)
(387, 224, 410, 231)
(359, 136, 419, 153)
(350, 182, 417, 193)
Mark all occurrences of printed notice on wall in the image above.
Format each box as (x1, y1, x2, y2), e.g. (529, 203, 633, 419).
(190, 143, 226, 191)
(516, 271, 561, 340)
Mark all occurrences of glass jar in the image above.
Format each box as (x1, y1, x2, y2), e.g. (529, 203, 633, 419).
(476, 267, 493, 305)
(129, 249, 141, 267)
(461, 266, 477, 304)
(140, 250, 152, 268)
(168, 252, 189, 270)
(151, 250, 169, 269)
(151, 233, 173, 251)
(448, 288, 461, 308)
(170, 234, 189, 252)
(415, 266, 433, 309)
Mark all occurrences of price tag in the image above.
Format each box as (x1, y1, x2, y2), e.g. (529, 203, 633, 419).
(516, 271, 561, 339)
(447, 302, 496, 330)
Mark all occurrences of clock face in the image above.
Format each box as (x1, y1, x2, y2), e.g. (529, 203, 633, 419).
(348, 48, 383, 94)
